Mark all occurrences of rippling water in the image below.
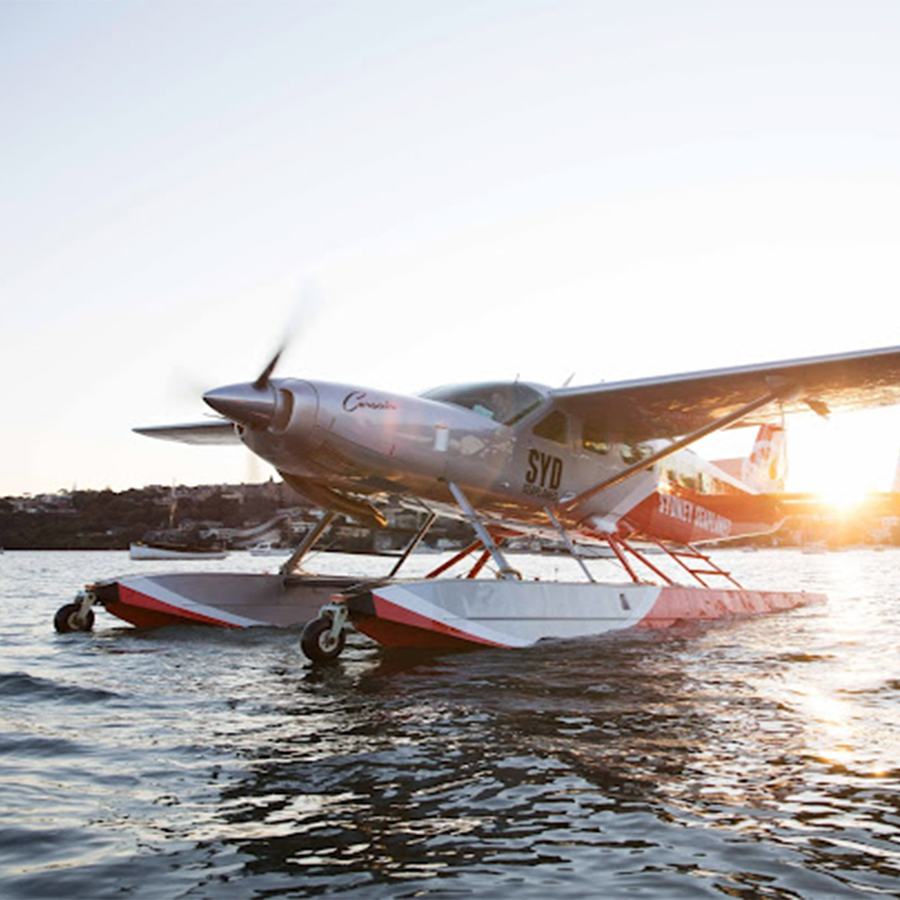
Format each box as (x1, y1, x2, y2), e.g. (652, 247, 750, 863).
(3, 548, 900, 898)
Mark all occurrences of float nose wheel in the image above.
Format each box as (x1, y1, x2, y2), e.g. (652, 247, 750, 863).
(54, 589, 96, 634)
(300, 602, 348, 663)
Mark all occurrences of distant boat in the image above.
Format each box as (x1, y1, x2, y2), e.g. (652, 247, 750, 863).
(248, 541, 290, 557)
(131, 486, 229, 560)
(129, 542, 229, 561)
(801, 541, 828, 555)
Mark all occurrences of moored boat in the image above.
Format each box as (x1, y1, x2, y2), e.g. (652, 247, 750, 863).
(248, 540, 290, 557)
(129, 541, 229, 561)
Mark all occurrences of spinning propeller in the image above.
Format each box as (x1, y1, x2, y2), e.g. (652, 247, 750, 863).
(252, 343, 285, 391)
(203, 279, 320, 429)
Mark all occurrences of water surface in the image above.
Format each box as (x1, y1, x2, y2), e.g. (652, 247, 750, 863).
(2, 548, 900, 898)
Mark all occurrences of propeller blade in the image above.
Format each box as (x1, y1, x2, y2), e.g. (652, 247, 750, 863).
(250, 277, 322, 390)
(252, 346, 284, 391)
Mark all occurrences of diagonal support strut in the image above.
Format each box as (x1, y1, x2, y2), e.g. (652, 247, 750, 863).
(559, 386, 793, 514)
(447, 481, 521, 580)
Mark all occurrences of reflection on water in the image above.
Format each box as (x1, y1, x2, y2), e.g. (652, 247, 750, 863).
(3, 550, 900, 897)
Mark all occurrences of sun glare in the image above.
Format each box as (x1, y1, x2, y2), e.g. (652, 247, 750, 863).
(816, 485, 873, 513)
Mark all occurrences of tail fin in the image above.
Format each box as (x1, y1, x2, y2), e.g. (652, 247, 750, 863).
(715, 424, 788, 492)
(742, 424, 788, 491)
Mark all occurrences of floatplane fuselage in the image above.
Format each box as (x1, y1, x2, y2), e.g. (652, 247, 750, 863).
(202, 376, 785, 547)
(58, 344, 900, 661)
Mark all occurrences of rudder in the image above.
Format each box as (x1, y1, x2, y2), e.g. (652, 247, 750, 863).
(741, 424, 788, 492)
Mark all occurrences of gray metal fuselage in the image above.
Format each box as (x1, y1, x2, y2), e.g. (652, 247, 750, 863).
(223, 377, 675, 534)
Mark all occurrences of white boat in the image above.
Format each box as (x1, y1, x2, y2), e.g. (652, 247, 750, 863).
(129, 542, 229, 561)
(800, 542, 827, 555)
(130, 486, 229, 560)
(248, 541, 290, 557)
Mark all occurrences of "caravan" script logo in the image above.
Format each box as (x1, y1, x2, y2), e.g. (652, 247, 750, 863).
(343, 391, 398, 413)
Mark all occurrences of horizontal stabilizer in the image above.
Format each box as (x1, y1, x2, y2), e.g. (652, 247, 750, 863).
(133, 420, 241, 445)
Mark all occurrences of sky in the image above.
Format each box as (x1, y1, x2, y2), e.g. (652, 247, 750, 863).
(4, 0, 900, 498)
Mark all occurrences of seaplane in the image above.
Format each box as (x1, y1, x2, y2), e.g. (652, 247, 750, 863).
(56, 343, 900, 662)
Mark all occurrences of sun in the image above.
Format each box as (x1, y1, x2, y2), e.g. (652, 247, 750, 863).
(815, 484, 873, 513)
(784, 412, 899, 511)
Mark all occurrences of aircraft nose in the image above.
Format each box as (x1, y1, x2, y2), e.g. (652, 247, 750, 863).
(203, 382, 276, 429)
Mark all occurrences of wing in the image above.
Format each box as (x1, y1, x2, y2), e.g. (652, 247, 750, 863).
(133, 420, 241, 445)
(551, 345, 900, 442)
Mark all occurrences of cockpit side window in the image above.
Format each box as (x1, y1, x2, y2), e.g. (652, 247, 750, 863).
(421, 382, 544, 425)
(532, 411, 568, 444)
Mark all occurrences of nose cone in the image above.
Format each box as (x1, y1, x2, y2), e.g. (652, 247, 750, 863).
(204, 382, 276, 429)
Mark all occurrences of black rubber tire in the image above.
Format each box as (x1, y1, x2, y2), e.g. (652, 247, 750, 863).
(54, 602, 95, 634)
(300, 617, 346, 662)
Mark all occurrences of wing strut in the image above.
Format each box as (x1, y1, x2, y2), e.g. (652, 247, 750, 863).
(447, 482, 521, 580)
(560, 385, 793, 514)
(544, 506, 595, 583)
(388, 510, 438, 578)
(280, 511, 337, 577)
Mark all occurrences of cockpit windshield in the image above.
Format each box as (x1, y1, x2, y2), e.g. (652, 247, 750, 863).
(420, 382, 545, 425)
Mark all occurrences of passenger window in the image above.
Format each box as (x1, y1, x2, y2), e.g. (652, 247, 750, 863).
(621, 442, 653, 465)
(582, 419, 609, 455)
(533, 411, 568, 444)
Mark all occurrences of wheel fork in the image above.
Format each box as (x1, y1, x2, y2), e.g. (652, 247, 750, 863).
(317, 600, 349, 639)
(73, 588, 97, 626)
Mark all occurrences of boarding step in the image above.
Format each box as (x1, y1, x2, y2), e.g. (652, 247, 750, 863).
(607, 535, 743, 589)
(661, 543, 742, 588)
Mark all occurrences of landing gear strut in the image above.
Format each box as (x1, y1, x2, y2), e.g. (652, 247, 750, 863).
(54, 589, 96, 633)
(300, 602, 348, 662)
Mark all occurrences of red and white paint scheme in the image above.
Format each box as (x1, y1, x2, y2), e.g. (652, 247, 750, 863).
(66, 573, 365, 632)
(347, 579, 825, 652)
